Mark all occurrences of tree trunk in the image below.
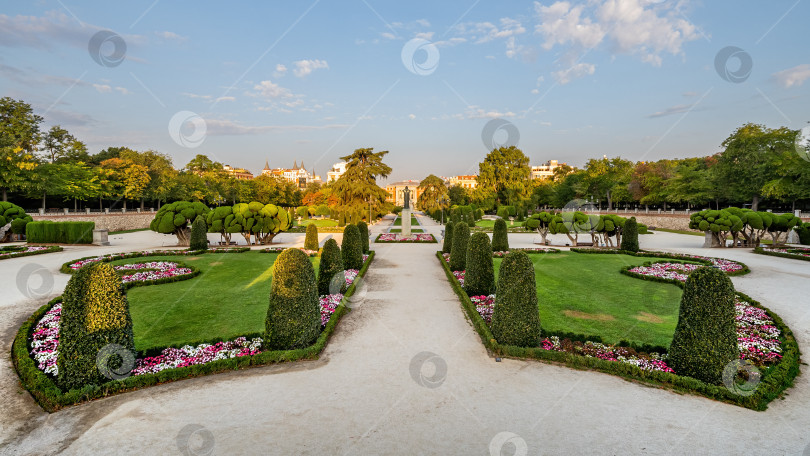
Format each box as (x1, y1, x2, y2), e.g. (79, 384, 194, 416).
(606, 191, 613, 211)
(42, 191, 46, 210)
(1, 188, 6, 202)
(175, 227, 191, 246)
(566, 233, 577, 246)
(99, 196, 103, 211)
(751, 195, 760, 212)
(74, 198, 78, 212)
(140, 198, 145, 211)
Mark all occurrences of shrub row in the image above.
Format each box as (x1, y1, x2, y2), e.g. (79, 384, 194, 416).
(14, 252, 376, 412)
(753, 247, 810, 262)
(0, 245, 62, 260)
(26, 221, 95, 244)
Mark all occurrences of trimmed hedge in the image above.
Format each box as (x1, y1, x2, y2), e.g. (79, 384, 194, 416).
(449, 222, 470, 271)
(189, 216, 208, 251)
(26, 221, 95, 244)
(442, 221, 454, 254)
(57, 263, 135, 390)
(491, 218, 509, 252)
(753, 247, 810, 262)
(357, 221, 370, 253)
(620, 217, 639, 252)
(464, 232, 495, 296)
(304, 223, 319, 251)
(341, 224, 363, 270)
(0, 245, 62, 260)
(0, 201, 32, 241)
(436, 249, 799, 410)
(490, 251, 540, 347)
(265, 248, 321, 350)
(318, 239, 344, 295)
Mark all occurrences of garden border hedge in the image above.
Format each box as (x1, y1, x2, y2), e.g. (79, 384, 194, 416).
(753, 246, 810, 262)
(14, 250, 375, 412)
(437, 249, 799, 410)
(0, 245, 63, 260)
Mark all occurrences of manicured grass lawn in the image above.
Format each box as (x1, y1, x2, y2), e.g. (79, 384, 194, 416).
(113, 252, 320, 351)
(393, 216, 419, 226)
(476, 220, 525, 228)
(296, 218, 338, 227)
(389, 228, 424, 233)
(492, 252, 693, 347)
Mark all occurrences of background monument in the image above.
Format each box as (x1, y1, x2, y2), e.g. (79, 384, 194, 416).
(401, 186, 412, 237)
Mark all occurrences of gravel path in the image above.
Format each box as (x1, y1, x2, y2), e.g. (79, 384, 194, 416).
(1, 222, 809, 455)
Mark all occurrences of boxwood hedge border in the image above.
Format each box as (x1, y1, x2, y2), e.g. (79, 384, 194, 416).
(438, 249, 798, 410)
(753, 246, 810, 262)
(0, 245, 63, 261)
(14, 250, 375, 412)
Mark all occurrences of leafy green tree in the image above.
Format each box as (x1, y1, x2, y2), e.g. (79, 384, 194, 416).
(41, 125, 76, 163)
(465, 232, 495, 296)
(668, 267, 738, 384)
(341, 224, 363, 270)
(477, 146, 531, 205)
(628, 160, 676, 209)
(666, 157, 718, 209)
(149, 201, 210, 246)
(357, 220, 370, 253)
(100, 158, 150, 210)
(227, 202, 292, 245)
(491, 251, 541, 347)
(333, 148, 392, 223)
(442, 220, 455, 254)
(318, 239, 344, 295)
(581, 156, 633, 210)
(447, 185, 469, 206)
(304, 223, 319, 251)
(591, 214, 625, 247)
(491, 218, 509, 252)
(120, 149, 177, 209)
(53, 162, 101, 211)
(620, 217, 640, 252)
(0, 201, 32, 241)
(189, 215, 208, 250)
(206, 205, 238, 244)
(689, 209, 743, 248)
(265, 248, 320, 349)
(549, 211, 594, 246)
(525, 211, 555, 244)
(450, 222, 470, 271)
(0, 98, 42, 201)
(417, 174, 449, 213)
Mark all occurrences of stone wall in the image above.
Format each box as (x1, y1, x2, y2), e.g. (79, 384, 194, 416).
(622, 213, 691, 231)
(31, 212, 155, 232)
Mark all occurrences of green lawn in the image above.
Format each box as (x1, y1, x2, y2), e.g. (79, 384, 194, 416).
(389, 228, 424, 233)
(295, 218, 338, 227)
(476, 220, 525, 228)
(492, 252, 691, 347)
(113, 252, 320, 351)
(393, 216, 419, 226)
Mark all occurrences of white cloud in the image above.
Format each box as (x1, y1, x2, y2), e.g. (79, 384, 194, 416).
(292, 59, 328, 78)
(552, 62, 596, 84)
(114, 87, 130, 95)
(535, 0, 700, 70)
(380, 32, 396, 40)
(648, 103, 694, 118)
(772, 64, 810, 88)
(215, 96, 235, 102)
(93, 83, 111, 93)
(274, 64, 287, 78)
(182, 92, 212, 100)
(531, 89, 540, 94)
(414, 31, 434, 40)
(408, 114, 416, 119)
(155, 31, 186, 41)
(251, 80, 293, 98)
(415, 19, 431, 28)
(0, 11, 145, 50)
(456, 18, 527, 44)
(464, 106, 517, 119)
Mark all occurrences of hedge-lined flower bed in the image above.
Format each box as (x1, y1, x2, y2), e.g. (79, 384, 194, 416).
(375, 233, 437, 243)
(61, 249, 222, 273)
(16, 251, 375, 411)
(262, 247, 319, 256)
(0, 245, 62, 260)
(438, 249, 799, 410)
(754, 246, 810, 262)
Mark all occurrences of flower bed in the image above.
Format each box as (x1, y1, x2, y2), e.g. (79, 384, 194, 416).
(113, 261, 195, 284)
(262, 247, 319, 256)
(375, 233, 437, 243)
(754, 246, 810, 262)
(0, 245, 62, 260)
(493, 247, 561, 257)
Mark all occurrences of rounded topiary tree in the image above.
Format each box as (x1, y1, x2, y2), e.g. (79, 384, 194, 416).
(0, 201, 33, 242)
(620, 217, 639, 252)
(492, 218, 509, 252)
(265, 248, 321, 349)
(465, 232, 495, 296)
(442, 221, 455, 254)
(341, 224, 363, 270)
(318, 238, 344, 295)
(149, 201, 210, 246)
(189, 215, 208, 251)
(57, 263, 135, 390)
(667, 267, 739, 384)
(491, 251, 540, 347)
(450, 222, 470, 272)
(357, 221, 370, 253)
(304, 223, 319, 251)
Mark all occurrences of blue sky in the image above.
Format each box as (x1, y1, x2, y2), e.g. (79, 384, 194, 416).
(1, 1, 808, 183)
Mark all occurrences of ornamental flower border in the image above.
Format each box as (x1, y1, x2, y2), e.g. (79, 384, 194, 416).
(375, 233, 437, 243)
(0, 245, 63, 260)
(436, 249, 799, 410)
(59, 248, 249, 274)
(753, 246, 810, 262)
(14, 250, 375, 412)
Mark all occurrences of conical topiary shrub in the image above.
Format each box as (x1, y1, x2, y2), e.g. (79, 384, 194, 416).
(442, 221, 455, 254)
(667, 267, 739, 384)
(341, 224, 363, 270)
(491, 251, 541, 347)
(318, 238, 344, 295)
(57, 263, 135, 390)
(357, 221, 370, 253)
(265, 248, 321, 349)
(449, 222, 470, 271)
(189, 215, 208, 251)
(620, 217, 639, 252)
(492, 218, 509, 252)
(465, 232, 495, 296)
(304, 223, 319, 251)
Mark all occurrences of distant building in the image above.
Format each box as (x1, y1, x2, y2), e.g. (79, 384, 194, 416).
(531, 160, 566, 180)
(222, 164, 254, 180)
(385, 180, 423, 207)
(327, 162, 348, 183)
(446, 175, 478, 190)
(261, 160, 321, 189)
